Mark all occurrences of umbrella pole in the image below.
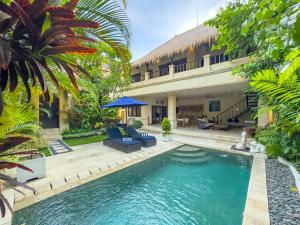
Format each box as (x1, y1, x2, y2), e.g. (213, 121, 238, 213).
(125, 107, 128, 125)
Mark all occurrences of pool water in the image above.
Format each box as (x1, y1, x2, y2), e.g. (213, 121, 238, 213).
(13, 145, 252, 225)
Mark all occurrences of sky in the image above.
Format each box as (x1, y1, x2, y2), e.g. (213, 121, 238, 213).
(126, 0, 230, 61)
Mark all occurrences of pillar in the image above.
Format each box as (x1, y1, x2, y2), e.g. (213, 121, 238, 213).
(168, 93, 177, 128)
(141, 104, 151, 126)
(59, 90, 69, 131)
(168, 64, 175, 77)
(144, 72, 149, 81)
(203, 54, 210, 68)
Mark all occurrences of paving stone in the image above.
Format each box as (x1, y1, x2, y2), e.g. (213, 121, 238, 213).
(123, 157, 131, 162)
(89, 167, 101, 175)
(77, 170, 91, 180)
(116, 160, 125, 166)
(99, 165, 109, 171)
(108, 162, 118, 168)
(64, 174, 79, 183)
(50, 177, 67, 189)
(14, 192, 25, 203)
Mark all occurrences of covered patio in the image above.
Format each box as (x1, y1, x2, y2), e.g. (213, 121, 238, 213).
(126, 82, 255, 135)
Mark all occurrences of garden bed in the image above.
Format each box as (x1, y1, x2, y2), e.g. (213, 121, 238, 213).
(266, 159, 300, 225)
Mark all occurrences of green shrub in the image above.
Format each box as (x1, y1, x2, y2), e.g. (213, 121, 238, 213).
(131, 120, 143, 129)
(13, 136, 48, 150)
(161, 118, 171, 135)
(62, 128, 93, 136)
(62, 131, 98, 139)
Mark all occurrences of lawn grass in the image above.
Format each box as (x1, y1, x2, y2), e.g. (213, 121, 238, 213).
(63, 134, 108, 146)
(38, 147, 52, 157)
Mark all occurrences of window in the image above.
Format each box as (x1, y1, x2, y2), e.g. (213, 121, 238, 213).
(132, 73, 141, 83)
(209, 100, 220, 112)
(128, 106, 141, 117)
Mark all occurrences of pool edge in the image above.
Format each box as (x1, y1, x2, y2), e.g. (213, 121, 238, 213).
(11, 142, 183, 213)
(242, 154, 270, 225)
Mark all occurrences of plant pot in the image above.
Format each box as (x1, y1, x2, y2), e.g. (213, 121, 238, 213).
(160, 135, 173, 142)
(16, 156, 46, 183)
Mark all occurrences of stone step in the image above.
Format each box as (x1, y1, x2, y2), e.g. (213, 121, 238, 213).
(172, 151, 207, 158)
(171, 156, 212, 164)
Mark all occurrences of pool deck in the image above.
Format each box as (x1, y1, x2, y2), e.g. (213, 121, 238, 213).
(6, 134, 269, 225)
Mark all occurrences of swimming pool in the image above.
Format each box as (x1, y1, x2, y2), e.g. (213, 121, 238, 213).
(13, 145, 252, 225)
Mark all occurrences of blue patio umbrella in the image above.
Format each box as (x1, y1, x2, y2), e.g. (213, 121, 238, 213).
(102, 96, 148, 108)
(102, 96, 148, 123)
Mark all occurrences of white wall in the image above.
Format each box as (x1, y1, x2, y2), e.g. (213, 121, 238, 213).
(176, 95, 244, 119)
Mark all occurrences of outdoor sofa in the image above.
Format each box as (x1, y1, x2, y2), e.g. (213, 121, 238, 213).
(103, 128, 141, 153)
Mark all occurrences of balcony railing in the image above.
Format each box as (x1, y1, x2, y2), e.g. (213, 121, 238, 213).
(131, 73, 145, 83)
(149, 68, 169, 79)
(130, 54, 242, 83)
(174, 60, 204, 73)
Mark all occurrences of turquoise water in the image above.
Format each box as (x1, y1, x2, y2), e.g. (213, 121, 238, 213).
(13, 145, 252, 225)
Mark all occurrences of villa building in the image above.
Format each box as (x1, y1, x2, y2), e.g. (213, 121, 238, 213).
(123, 25, 268, 130)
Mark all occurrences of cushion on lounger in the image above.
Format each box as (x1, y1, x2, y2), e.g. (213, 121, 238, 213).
(106, 128, 123, 139)
(113, 138, 140, 145)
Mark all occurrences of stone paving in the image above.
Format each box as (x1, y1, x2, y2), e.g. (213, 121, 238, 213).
(9, 133, 269, 225)
(13, 139, 181, 211)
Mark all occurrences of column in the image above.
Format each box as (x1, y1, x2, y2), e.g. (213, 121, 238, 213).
(144, 72, 149, 81)
(59, 90, 69, 131)
(168, 93, 177, 128)
(203, 54, 210, 68)
(168, 64, 175, 77)
(141, 104, 150, 126)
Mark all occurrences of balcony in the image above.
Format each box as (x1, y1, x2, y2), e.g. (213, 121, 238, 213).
(129, 54, 249, 87)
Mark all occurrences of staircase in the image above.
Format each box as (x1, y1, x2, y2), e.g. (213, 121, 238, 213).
(170, 146, 212, 164)
(216, 93, 258, 123)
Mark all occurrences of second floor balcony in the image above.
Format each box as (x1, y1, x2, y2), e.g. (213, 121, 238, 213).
(130, 53, 247, 87)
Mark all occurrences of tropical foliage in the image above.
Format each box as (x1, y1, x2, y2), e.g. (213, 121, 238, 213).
(0, 87, 39, 138)
(0, 0, 100, 112)
(0, 0, 131, 217)
(207, 0, 300, 164)
(70, 43, 131, 129)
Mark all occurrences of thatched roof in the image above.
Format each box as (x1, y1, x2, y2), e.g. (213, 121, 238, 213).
(133, 25, 218, 67)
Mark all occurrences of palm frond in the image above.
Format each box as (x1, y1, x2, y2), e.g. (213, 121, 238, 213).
(75, 0, 131, 62)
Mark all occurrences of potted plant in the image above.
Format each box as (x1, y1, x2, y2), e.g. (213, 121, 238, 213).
(161, 118, 172, 142)
(14, 138, 49, 183)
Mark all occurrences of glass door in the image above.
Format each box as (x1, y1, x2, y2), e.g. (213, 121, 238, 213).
(152, 106, 167, 124)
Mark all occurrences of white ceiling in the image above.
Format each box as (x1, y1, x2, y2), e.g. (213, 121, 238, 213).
(141, 82, 248, 99)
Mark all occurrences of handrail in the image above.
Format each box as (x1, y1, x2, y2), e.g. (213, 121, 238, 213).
(174, 60, 204, 73)
(149, 68, 169, 79)
(216, 99, 247, 123)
